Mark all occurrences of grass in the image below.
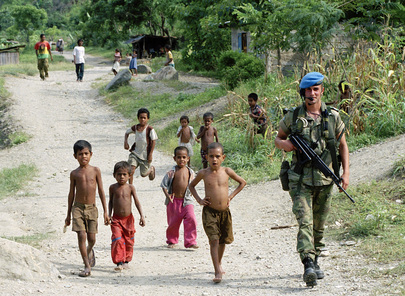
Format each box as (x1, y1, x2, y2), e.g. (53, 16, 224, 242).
(4, 232, 53, 248)
(103, 85, 226, 125)
(327, 157, 405, 276)
(0, 164, 38, 200)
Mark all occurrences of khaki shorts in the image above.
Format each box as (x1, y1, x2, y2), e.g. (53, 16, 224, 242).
(202, 206, 234, 244)
(72, 202, 98, 233)
(128, 153, 150, 176)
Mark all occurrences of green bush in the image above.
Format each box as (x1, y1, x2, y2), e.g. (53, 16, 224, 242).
(218, 50, 265, 89)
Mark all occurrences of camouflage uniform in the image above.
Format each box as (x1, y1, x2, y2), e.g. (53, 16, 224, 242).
(279, 102, 345, 262)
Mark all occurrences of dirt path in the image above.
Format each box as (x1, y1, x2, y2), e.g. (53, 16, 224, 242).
(0, 52, 404, 295)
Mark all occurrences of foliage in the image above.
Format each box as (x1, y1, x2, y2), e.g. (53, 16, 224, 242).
(0, 164, 38, 199)
(217, 50, 265, 89)
(10, 5, 48, 42)
(78, 0, 152, 47)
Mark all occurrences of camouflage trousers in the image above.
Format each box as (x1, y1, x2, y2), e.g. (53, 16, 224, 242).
(37, 58, 49, 80)
(289, 179, 333, 262)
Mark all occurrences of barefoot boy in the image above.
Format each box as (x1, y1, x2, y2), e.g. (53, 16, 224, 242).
(177, 115, 199, 166)
(124, 108, 158, 184)
(108, 161, 145, 271)
(189, 142, 246, 283)
(161, 146, 198, 249)
(65, 140, 109, 277)
(197, 112, 219, 169)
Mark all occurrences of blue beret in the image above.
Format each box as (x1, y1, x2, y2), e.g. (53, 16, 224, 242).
(299, 72, 324, 89)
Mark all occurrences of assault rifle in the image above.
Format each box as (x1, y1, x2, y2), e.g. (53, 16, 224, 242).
(289, 134, 355, 203)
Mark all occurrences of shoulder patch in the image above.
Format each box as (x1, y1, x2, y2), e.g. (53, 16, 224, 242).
(330, 107, 339, 112)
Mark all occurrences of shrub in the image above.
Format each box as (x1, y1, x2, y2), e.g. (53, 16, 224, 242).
(218, 50, 265, 89)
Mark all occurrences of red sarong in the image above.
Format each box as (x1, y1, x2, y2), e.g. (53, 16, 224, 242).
(111, 213, 135, 264)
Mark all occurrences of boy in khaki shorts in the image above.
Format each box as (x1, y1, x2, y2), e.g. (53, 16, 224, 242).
(189, 142, 246, 283)
(65, 140, 109, 277)
(124, 108, 158, 184)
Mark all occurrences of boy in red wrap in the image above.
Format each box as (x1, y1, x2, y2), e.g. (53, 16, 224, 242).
(108, 161, 145, 271)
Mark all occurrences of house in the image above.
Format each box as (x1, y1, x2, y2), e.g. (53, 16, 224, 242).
(124, 34, 177, 59)
(0, 45, 26, 66)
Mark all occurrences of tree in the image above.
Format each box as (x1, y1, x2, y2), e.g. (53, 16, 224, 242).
(79, 0, 152, 46)
(11, 5, 48, 42)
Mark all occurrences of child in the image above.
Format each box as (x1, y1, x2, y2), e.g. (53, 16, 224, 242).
(73, 38, 85, 82)
(164, 44, 175, 68)
(129, 50, 138, 76)
(189, 142, 246, 283)
(197, 112, 219, 169)
(112, 48, 122, 75)
(177, 115, 199, 166)
(161, 146, 198, 249)
(108, 161, 145, 271)
(65, 140, 109, 277)
(248, 93, 268, 136)
(124, 108, 158, 184)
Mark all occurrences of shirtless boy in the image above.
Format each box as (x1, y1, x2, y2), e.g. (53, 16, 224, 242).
(189, 142, 246, 283)
(177, 115, 199, 166)
(197, 112, 219, 169)
(161, 146, 198, 249)
(108, 161, 145, 271)
(65, 140, 109, 277)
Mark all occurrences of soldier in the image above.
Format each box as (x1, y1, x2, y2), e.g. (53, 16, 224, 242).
(275, 72, 350, 287)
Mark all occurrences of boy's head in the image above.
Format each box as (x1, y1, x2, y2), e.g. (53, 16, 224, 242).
(113, 161, 131, 184)
(173, 146, 189, 167)
(206, 142, 225, 169)
(137, 108, 150, 126)
(248, 93, 258, 108)
(180, 115, 189, 127)
(165, 44, 171, 52)
(40, 34, 46, 41)
(73, 140, 92, 155)
(203, 112, 214, 127)
(77, 38, 83, 46)
(73, 140, 93, 165)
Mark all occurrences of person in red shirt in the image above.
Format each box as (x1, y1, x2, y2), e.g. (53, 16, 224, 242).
(34, 34, 53, 80)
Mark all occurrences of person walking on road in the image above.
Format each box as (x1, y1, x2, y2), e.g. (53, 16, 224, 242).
(73, 39, 85, 82)
(275, 72, 350, 287)
(34, 34, 53, 81)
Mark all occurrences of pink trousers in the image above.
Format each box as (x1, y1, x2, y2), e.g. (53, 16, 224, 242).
(166, 198, 197, 247)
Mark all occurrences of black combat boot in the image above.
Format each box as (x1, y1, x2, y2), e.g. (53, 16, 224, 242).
(302, 257, 317, 287)
(314, 255, 325, 279)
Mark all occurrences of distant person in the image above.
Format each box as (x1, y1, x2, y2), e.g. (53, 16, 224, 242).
(177, 115, 199, 166)
(73, 39, 85, 82)
(197, 112, 219, 169)
(56, 38, 64, 54)
(125, 53, 132, 65)
(248, 92, 268, 136)
(124, 108, 157, 184)
(161, 146, 198, 249)
(189, 142, 246, 283)
(34, 34, 53, 80)
(129, 50, 138, 76)
(108, 161, 145, 271)
(164, 44, 175, 68)
(64, 140, 109, 277)
(338, 80, 352, 113)
(112, 49, 122, 75)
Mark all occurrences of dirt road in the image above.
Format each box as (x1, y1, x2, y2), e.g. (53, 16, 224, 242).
(0, 52, 404, 295)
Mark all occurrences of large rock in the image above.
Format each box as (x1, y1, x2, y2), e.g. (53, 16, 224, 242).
(105, 69, 132, 91)
(0, 238, 60, 281)
(152, 66, 179, 81)
(137, 64, 152, 74)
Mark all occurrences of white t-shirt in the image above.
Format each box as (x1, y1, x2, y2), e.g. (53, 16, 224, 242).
(73, 46, 85, 64)
(126, 125, 158, 160)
